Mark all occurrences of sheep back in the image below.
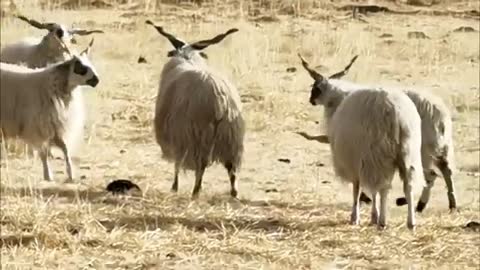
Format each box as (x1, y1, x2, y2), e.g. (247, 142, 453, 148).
(405, 90, 454, 166)
(1, 38, 67, 69)
(154, 66, 244, 171)
(0, 63, 70, 148)
(328, 88, 423, 193)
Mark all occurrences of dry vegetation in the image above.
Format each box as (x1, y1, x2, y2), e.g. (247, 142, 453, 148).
(1, 0, 479, 269)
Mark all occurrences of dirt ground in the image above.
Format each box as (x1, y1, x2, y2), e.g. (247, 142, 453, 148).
(0, 0, 479, 269)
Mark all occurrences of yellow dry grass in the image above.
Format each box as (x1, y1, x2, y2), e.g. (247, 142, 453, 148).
(1, 0, 479, 269)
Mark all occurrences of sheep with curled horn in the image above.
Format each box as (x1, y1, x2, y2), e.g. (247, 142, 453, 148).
(0, 36, 99, 182)
(0, 14, 104, 68)
(298, 54, 424, 230)
(146, 20, 245, 199)
(0, 14, 103, 158)
(298, 55, 457, 214)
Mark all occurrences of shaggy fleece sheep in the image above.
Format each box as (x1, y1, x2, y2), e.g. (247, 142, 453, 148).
(0, 38, 99, 181)
(299, 54, 424, 229)
(146, 20, 245, 199)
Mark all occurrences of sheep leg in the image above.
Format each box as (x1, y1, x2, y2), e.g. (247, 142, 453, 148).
(416, 169, 437, 212)
(350, 181, 360, 225)
(436, 157, 457, 211)
(52, 136, 74, 182)
(224, 161, 238, 198)
(370, 192, 378, 226)
(378, 188, 389, 229)
(403, 178, 416, 230)
(398, 156, 417, 230)
(171, 162, 180, 192)
(191, 165, 206, 199)
(39, 147, 53, 181)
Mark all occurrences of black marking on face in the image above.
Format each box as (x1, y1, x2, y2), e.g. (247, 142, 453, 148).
(86, 75, 99, 87)
(309, 83, 322, 105)
(55, 28, 64, 39)
(73, 60, 88, 75)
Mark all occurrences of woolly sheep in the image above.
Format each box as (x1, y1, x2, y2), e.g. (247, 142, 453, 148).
(1, 15, 103, 157)
(0, 38, 99, 181)
(298, 54, 424, 229)
(297, 56, 457, 213)
(146, 20, 245, 199)
(1, 14, 104, 68)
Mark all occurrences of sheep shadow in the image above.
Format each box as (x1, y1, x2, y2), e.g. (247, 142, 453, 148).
(238, 197, 358, 213)
(1, 185, 107, 202)
(97, 213, 344, 234)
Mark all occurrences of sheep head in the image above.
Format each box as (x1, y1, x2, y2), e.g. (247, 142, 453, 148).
(298, 53, 359, 106)
(146, 20, 238, 62)
(53, 34, 99, 88)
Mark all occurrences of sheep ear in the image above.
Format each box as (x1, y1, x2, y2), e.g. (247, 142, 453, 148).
(80, 38, 94, 56)
(328, 55, 359, 79)
(199, 51, 208, 59)
(145, 20, 186, 50)
(70, 28, 104, 36)
(190, 28, 238, 50)
(15, 14, 51, 30)
(298, 53, 324, 82)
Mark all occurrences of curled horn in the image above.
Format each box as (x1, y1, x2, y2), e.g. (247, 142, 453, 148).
(328, 55, 359, 79)
(298, 53, 324, 82)
(80, 38, 95, 55)
(15, 15, 53, 30)
(145, 20, 185, 49)
(70, 28, 104, 36)
(190, 28, 239, 50)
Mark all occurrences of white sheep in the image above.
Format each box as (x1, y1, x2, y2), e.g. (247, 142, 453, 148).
(0, 37, 99, 181)
(299, 54, 424, 229)
(146, 20, 245, 199)
(1, 14, 104, 68)
(297, 56, 457, 213)
(1, 15, 103, 158)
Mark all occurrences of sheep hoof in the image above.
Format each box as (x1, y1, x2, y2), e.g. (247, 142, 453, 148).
(416, 201, 427, 213)
(370, 215, 378, 226)
(377, 224, 387, 230)
(448, 199, 457, 212)
(350, 217, 359, 225)
(407, 222, 415, 231)
(449, 207, 459, 214)
(191, 192, 200, 200)
(64, 178, 74, 183)
(230, 189, 238, 198)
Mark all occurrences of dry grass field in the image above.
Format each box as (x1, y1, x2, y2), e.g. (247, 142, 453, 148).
(1, 0, 479, 269)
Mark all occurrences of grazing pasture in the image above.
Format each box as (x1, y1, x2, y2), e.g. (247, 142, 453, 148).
(1, 0, 479, 269)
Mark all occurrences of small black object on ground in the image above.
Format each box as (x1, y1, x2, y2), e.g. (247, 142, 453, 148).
(106, 179, 141, 195)
(277, 158, 291, 164)
(396, 197, 407, 206)
(464, 221, 480, 231)
(138, 56, 147, 63)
